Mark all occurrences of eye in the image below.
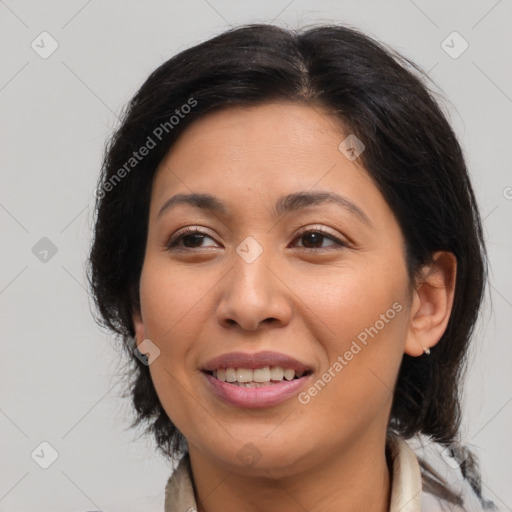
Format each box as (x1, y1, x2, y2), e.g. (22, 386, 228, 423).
(291, 228, 348, 251)
(166, 227, 217, 250)
(165, 226, 348, 252)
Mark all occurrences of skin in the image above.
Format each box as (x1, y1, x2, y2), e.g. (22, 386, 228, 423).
(132, 102, 456, 512)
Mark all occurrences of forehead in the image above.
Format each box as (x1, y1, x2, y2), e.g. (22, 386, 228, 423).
(156, 103, 364, 180)
(151, 103, 385, 224)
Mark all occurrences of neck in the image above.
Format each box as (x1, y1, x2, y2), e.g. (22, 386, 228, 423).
(188, 432, 391, 512)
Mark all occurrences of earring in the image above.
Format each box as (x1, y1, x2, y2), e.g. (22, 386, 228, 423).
(422, 345, 431, 355)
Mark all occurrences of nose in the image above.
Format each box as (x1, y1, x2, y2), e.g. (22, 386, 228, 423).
(215, 251, 293, 332)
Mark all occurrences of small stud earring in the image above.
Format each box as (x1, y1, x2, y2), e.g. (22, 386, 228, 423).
(422, 345, 431, 355)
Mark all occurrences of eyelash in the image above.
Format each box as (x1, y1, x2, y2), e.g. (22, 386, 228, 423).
(165, 226, 349, 252)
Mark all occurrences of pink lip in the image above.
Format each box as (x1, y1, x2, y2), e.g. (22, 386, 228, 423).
(201, 350, 313, 373)
(203, 372, 313, 409)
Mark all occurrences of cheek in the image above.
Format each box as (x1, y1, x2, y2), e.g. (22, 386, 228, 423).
(293, 263, 409, 410)
(138, 262, 208, 431)
(296, 260, 407, 342)
(138, 262, 207, 422)
(139, 258, 212, 344)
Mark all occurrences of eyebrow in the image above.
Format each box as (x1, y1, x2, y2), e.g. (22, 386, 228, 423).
(157, 191, 372, 226)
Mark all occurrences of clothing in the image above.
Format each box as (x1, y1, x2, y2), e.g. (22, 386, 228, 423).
(163, 434, 498, 511)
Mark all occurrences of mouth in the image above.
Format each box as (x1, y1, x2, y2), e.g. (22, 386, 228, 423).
(200, 351, 315, 408)
(201, 366, 314, 409)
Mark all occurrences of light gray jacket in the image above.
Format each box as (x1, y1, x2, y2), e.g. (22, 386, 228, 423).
(163, 434, 499, 511)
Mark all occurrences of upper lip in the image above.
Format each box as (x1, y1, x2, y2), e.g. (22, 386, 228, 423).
(201, 351, 313, 373)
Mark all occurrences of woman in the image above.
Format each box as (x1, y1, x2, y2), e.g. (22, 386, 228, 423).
(88, 23, 498, 511)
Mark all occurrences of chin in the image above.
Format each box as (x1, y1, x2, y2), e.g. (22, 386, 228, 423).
(210, 436, 311, 477)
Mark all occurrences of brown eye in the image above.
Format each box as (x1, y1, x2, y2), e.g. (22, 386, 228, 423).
(292, 229, 347, 251)
(181, 233, 208, 248)
(166, 228, 217, 250)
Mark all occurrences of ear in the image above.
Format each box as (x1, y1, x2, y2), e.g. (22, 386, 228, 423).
(132, 308, 147, 348)
(404, 251, 457, 357)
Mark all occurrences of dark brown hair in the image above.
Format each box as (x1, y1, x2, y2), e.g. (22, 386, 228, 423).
(88, 22, 488, 500)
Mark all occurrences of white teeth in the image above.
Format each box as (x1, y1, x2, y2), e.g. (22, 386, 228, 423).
(283, 368, 295, 381)
(269, 366, 284, 380)
(236, 368, 253, 382)
(211, 366, 303, 384)
(253, 367, 270, 382)
(225, 367, 237, 382)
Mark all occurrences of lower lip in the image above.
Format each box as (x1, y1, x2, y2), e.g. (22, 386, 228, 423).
(202, 372, 312, 409)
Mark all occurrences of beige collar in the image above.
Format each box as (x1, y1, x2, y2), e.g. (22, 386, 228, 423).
(164, 435, 422, 512)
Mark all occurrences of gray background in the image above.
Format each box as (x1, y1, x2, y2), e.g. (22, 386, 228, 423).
(1, 1, 511, 510)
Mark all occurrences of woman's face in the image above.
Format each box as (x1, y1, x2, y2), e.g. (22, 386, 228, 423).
(133, 102, 418, 475)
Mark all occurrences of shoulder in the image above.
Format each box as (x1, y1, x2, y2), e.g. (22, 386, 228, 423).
(164, 454, 197, 512)
(402, 434, 500, 512)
